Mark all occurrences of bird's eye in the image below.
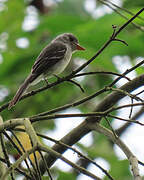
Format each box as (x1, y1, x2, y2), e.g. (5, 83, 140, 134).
(69, 36, 74, 42)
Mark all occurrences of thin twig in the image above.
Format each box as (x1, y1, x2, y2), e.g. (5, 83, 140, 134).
(113, 38, 128, 46)
(10, 130, 35, 179)
(107, 114, 144, 126)
(138, 160, 144, 167)
(89, 123, 141, 179)
(67, 79, 85, 93)
(73, 71, 131, 81)
(106, 87, 144, 102)
(30, 138, 41, 180)
(135, 89, 144, 96)
(38, 150, 53, 180)
(98, 0, 144, 32)
(0, 131, 15, 180)
(106, 102, 144, 114)
(115, 106, 144, 136)
(37, 133, 114, 180)
(104, 116, 118, 139)
(104, 0, 144, 21)
(109, 59, 144, 87)
(0, 157, 32, 179)
(129, 98, 134, 119)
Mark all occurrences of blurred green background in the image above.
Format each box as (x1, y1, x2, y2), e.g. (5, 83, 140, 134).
(0, 0, 144, 179)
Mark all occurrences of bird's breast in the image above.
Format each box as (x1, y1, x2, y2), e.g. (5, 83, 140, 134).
(52, 46, 72, 75)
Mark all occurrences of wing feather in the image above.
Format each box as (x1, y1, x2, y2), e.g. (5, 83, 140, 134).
(32, 42, 67, 76)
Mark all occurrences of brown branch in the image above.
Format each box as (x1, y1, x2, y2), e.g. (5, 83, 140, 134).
(106, 87, 144, 102)
(109, 59, 144, 87)
(112, 38, 128, 46)
(114, 8, 144, 36)
(106, 102, 144, 114)
(115, 106, 144, 136)
(103, 0, 144, 21)
(98, 0, 144, 32)
(67, 79, 85, 93)
(73, 71, 131, 81)
(31, 112, 102, 123)
(89, 123, 141, 179)
(107, 114, 144, 126)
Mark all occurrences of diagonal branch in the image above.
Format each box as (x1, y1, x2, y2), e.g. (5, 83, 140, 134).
(98, 0, 144, 32)
(38, 145, 102, 180)
(89, 123, 141, 180)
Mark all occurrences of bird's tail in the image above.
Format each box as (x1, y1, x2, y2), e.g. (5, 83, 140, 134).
(8, 74, 36, 109)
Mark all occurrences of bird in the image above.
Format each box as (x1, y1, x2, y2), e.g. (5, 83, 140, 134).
(8, 33, 85, 109)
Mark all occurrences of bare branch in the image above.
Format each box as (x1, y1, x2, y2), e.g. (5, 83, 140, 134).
(14, 127, 114, 180)
(112, 38, 128, 46)
(89, 123, 141, 180)
(67, 79, 85, 93)
(115, 106, 144, 136)
(73, 71, 131, 81)
(98, 0, 144, 32)
(38, 145, 102, 180)
(107, 114, 144, 126)
(109, 59, 144, 87)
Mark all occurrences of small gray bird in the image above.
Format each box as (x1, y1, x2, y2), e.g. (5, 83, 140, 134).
(8, 33, 85, 109)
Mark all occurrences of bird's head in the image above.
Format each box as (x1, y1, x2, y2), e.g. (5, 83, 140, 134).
(55, 33, 85, 52)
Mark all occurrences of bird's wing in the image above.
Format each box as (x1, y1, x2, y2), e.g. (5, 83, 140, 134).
(31, 42, 67, 75)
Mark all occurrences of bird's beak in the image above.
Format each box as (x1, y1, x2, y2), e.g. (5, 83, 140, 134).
(75, 43, 85, 51)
